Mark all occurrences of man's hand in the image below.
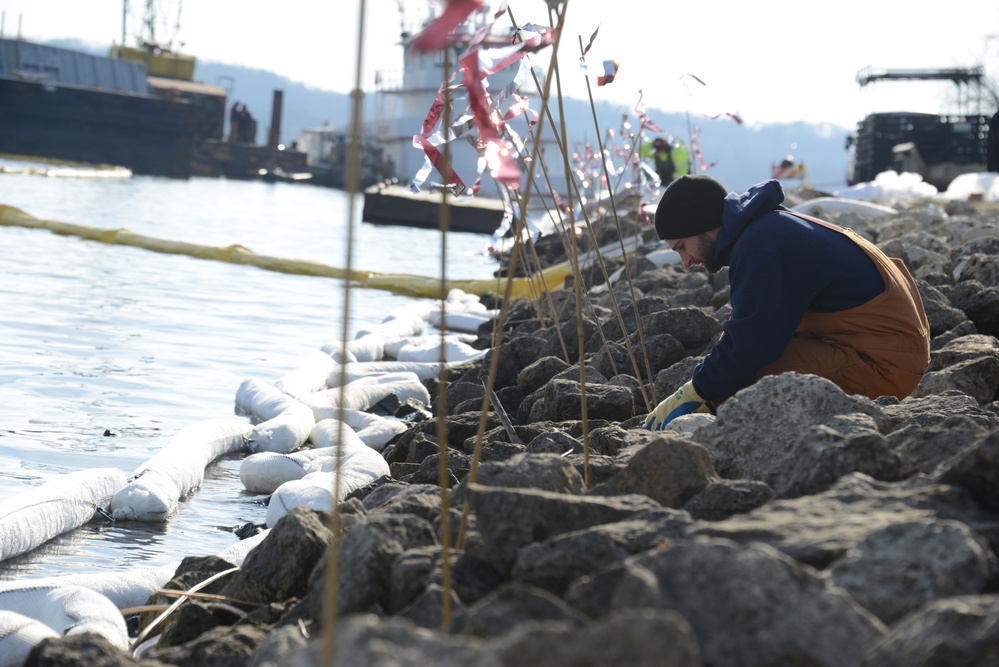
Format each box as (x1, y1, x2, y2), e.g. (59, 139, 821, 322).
(643, 381, 710, 430)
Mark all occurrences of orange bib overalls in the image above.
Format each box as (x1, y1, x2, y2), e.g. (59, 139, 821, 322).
(755, 211, 931, 399)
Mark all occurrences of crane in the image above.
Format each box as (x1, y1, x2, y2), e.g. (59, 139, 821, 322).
(855, 66, 998, 116)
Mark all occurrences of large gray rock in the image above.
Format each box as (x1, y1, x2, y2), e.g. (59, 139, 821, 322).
(877, 389, 999, 430)
(860, 595, 999, 667)
(25, 634, 141, 667)
(640, 306, 722, 348)
(511, 510, 691, 595)
(516, 355, 570, 393)
(451, 582, 587, 637)
(689, 473, 995, 568)
(886, 414, 990, 478)
(248, 625, 308, 667)
(826, 519, 998, 624)
(456, 452, 585, 496)
(913, 333, 999, 404)
(465, 483, 663, 574)
(935, 428, 999, 510)
(144, 624, 269, 667)
(953, 251, 999, 286)
(281, 608, 704, 667)
(363, 484, 449, 525)
(223, 506, 334, 605)
(914, 356, 999, 404)
(949, 279, 999, 337)
(587, 436, 720, 507)
(569, 536, 885, 667)
(682, 478, 773, 521)
(542, 379, 635, 423)
(771, 425, 902, 499)
(525, 430, 582, 455)
(692, 373, 886, 484)
(308, 513, 438, 618)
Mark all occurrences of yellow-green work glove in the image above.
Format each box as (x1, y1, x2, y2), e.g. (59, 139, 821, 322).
(643, 380, 710, 430)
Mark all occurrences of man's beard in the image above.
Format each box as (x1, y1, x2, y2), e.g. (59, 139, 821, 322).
(698, 234, 723, 274)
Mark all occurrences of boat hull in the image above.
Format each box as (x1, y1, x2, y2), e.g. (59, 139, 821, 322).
(0, 76, 196, 178)
(362, 182, 506, 235)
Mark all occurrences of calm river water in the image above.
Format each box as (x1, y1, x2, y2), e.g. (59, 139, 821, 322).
(0, 158, 498, 580)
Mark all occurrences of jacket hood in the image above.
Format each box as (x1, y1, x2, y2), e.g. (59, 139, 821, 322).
(714, 179, 786, 265)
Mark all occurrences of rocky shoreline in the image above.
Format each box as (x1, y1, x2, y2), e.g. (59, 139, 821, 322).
(28, 193, 999, 666)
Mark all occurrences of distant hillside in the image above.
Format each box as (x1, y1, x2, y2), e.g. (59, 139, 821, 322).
(49, 38, 855, 192)
(199, 65, 855, 193)
(194, 61, 350, 144)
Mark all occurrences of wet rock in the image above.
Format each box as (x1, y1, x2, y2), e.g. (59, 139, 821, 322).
(223, 506, 334, 605)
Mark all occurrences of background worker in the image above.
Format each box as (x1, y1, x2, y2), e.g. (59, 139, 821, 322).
(642, 136, 690, 185)
(644, 174, 931, 430)
(669, 138, 690, 179)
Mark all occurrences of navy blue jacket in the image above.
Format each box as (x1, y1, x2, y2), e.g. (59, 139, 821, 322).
(691, 180, 885, 401)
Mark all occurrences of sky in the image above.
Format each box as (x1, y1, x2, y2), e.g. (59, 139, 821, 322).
(3, 0, 999, 129)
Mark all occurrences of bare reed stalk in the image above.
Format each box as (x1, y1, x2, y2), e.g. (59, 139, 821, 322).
(458, 0, 571, 548)
(435, 43, 454, 634)
(508, 29, 652, 410)
(508, 188, 572, 363)
(322, 1, 367, 663)
(548, 7, 591, 489)
(504, 8, 600, 368)
(577, 38, 656, 410)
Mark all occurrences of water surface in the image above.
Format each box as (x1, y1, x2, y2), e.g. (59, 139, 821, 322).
(0, 161, 497, 579)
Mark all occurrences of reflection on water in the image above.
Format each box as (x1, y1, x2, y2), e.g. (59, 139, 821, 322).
(0, 165, 497, 579)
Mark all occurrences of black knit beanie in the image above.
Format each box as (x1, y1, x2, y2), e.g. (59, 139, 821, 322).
(654, 174, 729, 240)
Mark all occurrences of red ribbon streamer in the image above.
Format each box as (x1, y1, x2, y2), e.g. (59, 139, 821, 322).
(410, 0, 487, 53)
